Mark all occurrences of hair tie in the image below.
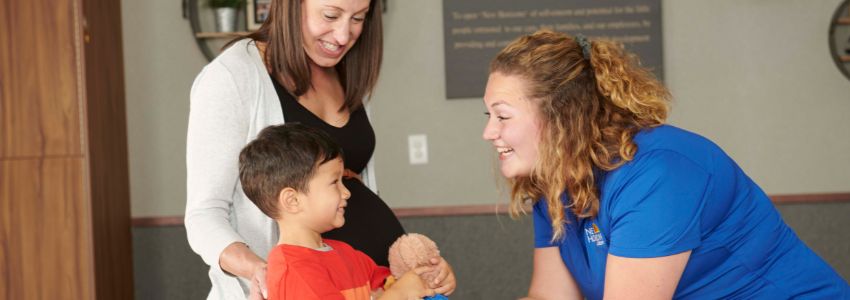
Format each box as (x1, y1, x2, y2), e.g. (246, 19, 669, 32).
(575, 34, 592, 60)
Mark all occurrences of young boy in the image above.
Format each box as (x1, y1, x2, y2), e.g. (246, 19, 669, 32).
(238, 123, 435, 300)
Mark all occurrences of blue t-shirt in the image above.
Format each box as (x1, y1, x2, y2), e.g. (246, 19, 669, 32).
(533, 125, 849, 299)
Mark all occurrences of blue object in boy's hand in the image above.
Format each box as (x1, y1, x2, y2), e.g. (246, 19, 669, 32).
(424, 294, 448, 300)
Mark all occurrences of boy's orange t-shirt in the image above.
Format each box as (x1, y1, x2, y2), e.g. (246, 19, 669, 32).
(266, 239, 391, 300)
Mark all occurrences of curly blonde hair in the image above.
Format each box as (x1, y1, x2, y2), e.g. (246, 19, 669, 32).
(490, 30, 670, 241)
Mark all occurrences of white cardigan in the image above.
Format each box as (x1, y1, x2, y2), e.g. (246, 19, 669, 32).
(185, 39, 378, 299)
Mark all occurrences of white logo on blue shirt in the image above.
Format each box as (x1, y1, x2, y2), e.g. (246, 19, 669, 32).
(585, 223, 606, 246)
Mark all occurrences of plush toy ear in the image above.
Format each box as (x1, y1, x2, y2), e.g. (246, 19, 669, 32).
(387, 233, 442, 280)
(405, 234, 441, 283)
(278, 187, 301, 213)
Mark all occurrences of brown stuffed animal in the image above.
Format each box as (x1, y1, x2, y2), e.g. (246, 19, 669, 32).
(387, 233, 441, 284)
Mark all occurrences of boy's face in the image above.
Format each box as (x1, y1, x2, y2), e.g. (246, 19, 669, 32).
(298, 157, 351, 233)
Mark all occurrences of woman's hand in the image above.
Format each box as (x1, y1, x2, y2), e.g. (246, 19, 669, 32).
(428, 256, 457, 295)
(248, 264, 268, 300)
(219, 242, 268, 299)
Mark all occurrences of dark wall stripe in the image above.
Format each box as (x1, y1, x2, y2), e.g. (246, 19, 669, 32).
(132, 192, 850, 227)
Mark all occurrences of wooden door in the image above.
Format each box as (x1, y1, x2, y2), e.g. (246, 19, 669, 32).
(1, 0, 133, 298)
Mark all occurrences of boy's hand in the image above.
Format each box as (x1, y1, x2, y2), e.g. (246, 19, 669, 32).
(383, 266, 435, 300)
(429, 257, 456, 295)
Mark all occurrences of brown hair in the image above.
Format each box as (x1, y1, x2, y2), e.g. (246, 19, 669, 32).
(490, 30, 670, 240)
(238, 123, 343, 219)
(239, 0, 383, 112)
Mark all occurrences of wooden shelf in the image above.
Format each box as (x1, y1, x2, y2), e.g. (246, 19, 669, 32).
(838, 17, 850, 25)
(195, 31, 251, 39)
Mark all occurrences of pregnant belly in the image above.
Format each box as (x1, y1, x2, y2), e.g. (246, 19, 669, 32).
(322, 178, 406, 266)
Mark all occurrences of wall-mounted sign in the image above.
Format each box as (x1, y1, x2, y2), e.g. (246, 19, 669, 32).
(443, 0, 663, 99)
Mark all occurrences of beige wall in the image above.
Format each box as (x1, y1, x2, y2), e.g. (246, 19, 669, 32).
(663, 1, 850, 194)
(124, 0, 850, 217)
(122, 0, 206, 217)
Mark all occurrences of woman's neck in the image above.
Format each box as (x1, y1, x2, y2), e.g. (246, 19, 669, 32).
(256, 41, 347, 112)
(308, 60, 340, 94)
(303, 60, 346, 112)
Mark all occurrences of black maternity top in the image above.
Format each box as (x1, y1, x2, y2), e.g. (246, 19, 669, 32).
(271, 76, 405, 266)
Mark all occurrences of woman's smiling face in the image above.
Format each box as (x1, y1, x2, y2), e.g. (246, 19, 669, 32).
(300, 0, 371, 67)
(482, 72, 542, 179)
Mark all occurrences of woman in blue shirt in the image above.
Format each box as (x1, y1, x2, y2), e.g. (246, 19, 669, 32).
(481, 30, 848, 299)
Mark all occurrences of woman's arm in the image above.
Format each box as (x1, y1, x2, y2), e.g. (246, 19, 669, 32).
(220, 243, 268, 299)
(521, 247, 583, 300)
(600, 152, 706, 299)
(185, 61, 253, 274)
(603, 251, 691, 300)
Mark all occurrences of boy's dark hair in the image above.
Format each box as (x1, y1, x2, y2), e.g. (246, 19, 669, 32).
(238, 123, 342, 219)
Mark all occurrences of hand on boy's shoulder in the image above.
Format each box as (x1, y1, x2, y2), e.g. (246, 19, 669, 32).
(248, 264, 268, 300)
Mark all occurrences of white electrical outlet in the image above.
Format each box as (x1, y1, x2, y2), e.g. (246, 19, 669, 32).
(408, 134, 428, 165)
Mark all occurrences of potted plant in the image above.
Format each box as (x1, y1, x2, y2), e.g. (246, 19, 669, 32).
(209, 0, 243, 32)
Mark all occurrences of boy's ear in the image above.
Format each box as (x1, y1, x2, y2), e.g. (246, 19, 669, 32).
(278, 187, 301, 213)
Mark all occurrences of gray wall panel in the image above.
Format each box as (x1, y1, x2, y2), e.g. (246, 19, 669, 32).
(133, 203, 849, 299)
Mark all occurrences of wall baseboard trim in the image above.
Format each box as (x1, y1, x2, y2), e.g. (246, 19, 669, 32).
(770, 193, 850, 203)
(132, 192, 850, 227)
(133, 216, 185, 227)
(393, 203, 511, 218)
